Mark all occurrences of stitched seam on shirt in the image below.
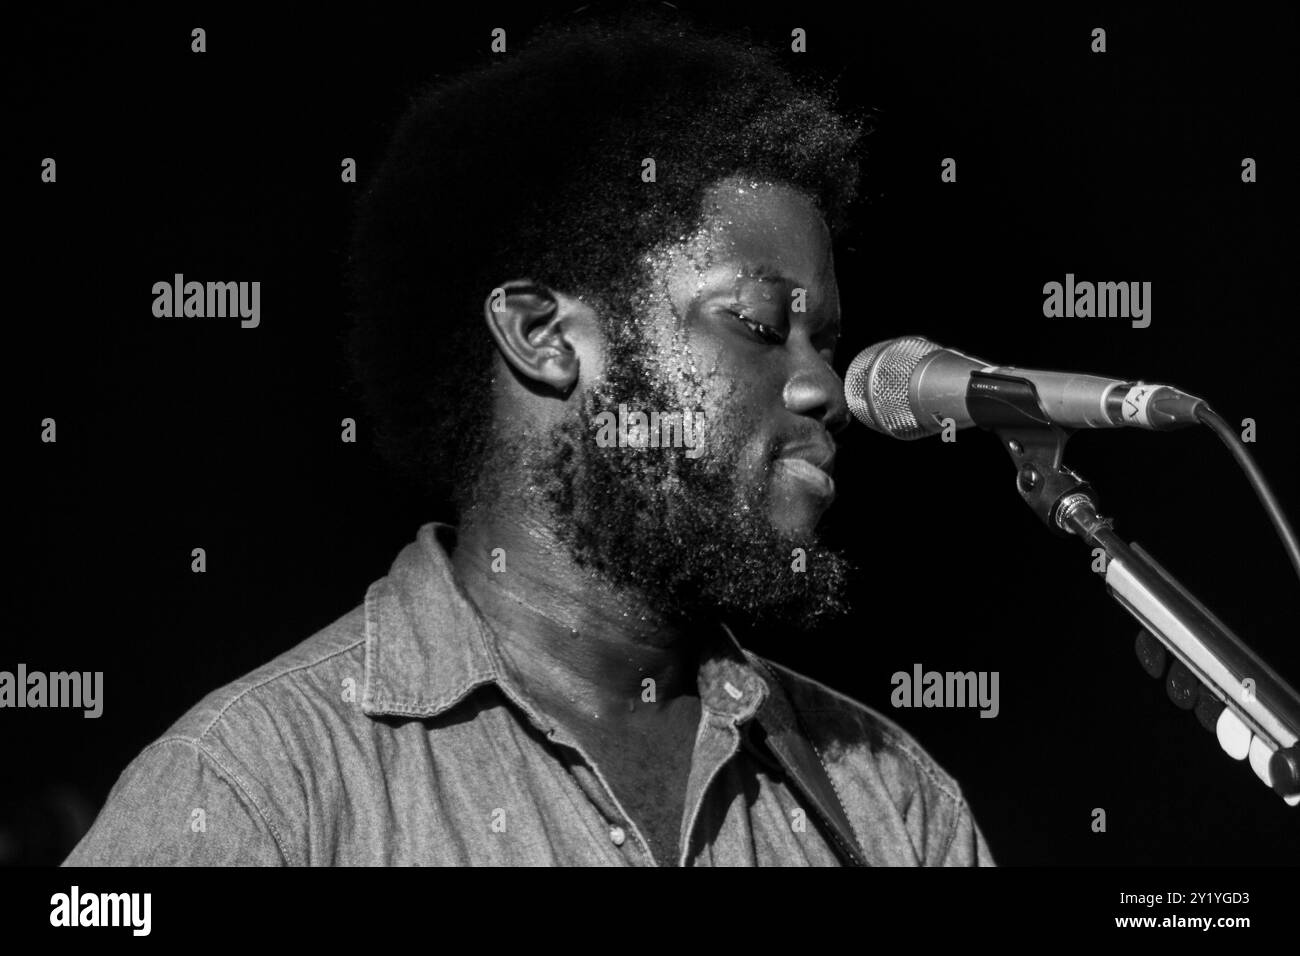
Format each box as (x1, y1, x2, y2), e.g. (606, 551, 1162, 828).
(676, 709, 741, 866)
(537, 734, 629, 861)
(379, 675, 494, 715)
(146, 736, 295, 865)
(486, 682, 639, 862)
(196, 636, 367, 741)
(936, 795, 967, 864)
(180, 637, 364, 865)
(362, 579, 380, 709)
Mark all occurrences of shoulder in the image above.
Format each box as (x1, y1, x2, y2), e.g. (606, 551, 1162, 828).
(755, 655, 966, 804)
(751, 654, 992, 866)
(69, 605, 371, 866)
(164, 604, 369, 754)
(162, 604, 372, 820)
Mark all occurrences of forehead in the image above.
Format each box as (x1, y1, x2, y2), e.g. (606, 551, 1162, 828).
(655, 177, 836, 302)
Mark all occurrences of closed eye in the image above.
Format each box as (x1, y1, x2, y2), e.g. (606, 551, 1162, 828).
(727, 309, 786, 345)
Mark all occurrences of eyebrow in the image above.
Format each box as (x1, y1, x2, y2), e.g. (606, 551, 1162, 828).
(732, 263, 795, 285)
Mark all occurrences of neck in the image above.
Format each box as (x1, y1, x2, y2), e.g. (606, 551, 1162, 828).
(451, 507, 701, 725)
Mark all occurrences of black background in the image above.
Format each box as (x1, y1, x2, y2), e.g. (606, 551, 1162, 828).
(7, 3, 1298, 865)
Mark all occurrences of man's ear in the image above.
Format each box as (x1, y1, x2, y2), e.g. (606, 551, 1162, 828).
(482, 280, 587, 395)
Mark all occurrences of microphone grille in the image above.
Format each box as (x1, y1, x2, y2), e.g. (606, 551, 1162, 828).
(844, 336, 939, 440)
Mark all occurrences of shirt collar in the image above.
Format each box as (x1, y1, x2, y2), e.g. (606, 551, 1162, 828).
(361, 523, 872, 866)
(361, 522, 772, 724)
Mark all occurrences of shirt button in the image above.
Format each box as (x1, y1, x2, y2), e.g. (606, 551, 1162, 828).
(609, 825, 627, 846)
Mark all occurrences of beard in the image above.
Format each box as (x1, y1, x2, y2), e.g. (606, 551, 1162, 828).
(515, 301, 854, 633)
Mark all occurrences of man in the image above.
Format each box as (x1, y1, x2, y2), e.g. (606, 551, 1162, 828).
(66, 12, 993, 866)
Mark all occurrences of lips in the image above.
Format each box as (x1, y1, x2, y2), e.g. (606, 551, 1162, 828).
(774, 442, 837, 499)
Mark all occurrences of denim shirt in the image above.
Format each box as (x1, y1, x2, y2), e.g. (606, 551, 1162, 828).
(65, 524, 994, 866)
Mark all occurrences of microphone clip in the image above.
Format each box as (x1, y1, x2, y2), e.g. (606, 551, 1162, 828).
(969, 370, 1099, 535)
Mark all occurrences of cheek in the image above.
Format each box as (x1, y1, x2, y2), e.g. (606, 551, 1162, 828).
(678, 325, 787, 406)
(675, 346, 785, 459)
(639, 305, 788, 467)
(701, 382, 783, 482)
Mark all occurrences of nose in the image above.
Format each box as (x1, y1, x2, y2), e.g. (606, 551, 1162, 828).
(783, 353, 850, 436)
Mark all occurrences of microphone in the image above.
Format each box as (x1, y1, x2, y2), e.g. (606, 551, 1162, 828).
(844, 335, 1206, 440)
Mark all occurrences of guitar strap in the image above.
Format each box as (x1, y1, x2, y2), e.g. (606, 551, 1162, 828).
(750, 658, 870, 867)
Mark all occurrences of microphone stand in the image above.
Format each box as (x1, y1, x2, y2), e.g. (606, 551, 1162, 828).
(967, 370, 1300, 804)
